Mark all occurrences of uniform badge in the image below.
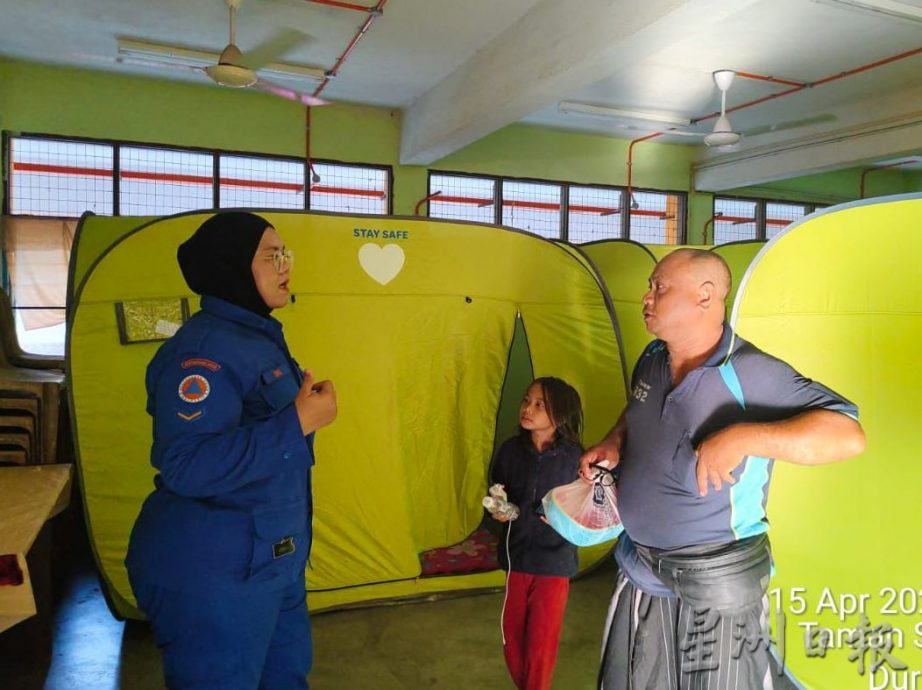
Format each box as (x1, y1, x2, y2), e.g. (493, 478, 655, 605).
(181, 357, 221, 372)
(177, 410, 204, 422)
(178, 374, 210, 403)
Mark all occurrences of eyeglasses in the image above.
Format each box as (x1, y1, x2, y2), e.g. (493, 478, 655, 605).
(591, 463, 616, 487)
(265, 248, 294, 273)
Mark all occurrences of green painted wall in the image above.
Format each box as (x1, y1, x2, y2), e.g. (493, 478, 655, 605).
(7, 56, 908, 240)
(728, 166, 917, 207)
(0, 58, 709, 227)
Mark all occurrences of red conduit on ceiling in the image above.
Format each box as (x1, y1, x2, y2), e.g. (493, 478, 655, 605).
(303, 0, 388, 195)
(312, 0, 387, 100)
(306, 0, 375, 13)
(626, 45, 922, 210)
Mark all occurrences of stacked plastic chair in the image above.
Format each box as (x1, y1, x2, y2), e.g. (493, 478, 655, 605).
(0, 290, 65, 466)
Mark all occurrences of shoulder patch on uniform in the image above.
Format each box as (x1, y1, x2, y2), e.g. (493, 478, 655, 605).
(177, 410, 204, 422)
(178, 374, 210, 403)
(181, 357, 221, 372)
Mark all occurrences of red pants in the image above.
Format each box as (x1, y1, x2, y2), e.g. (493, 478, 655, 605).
(501, 571, 570, 690)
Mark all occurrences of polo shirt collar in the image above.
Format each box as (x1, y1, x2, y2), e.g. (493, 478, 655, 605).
(701, 322, 741, 368)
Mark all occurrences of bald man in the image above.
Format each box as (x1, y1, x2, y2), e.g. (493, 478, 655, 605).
(579, 249, 865, 690)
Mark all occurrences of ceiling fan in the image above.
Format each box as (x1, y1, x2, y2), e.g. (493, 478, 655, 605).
(702, 70, 741, 147)
(112, 0, 327, 106)
(604, 69, 836, 149)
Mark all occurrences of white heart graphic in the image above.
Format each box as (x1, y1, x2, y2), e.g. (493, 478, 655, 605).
(358, 243, 405, 285)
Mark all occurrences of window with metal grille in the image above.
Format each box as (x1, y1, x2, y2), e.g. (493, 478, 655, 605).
(765, 201, 808, 240)
(713, 198, 758, 245)
(501, 180, 562, 239)
(427, 174, 496, 223)
(712, 196, 822, 244)
(8, 137, 114, 217)
(568, 186, 622, 244)
(120, 147, 214, 216)
(309, 162, 389, 215)
(629, 190, 683, 244)
(5, 134, 391, 218)
(219, 155, 305, 209)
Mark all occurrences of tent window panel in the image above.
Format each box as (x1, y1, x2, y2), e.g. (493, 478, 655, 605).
(2, 216, 75, 356)
(8, 137, 114, 217)
(568, 186, 622, 243)
(120, 147, 214, 216)
(115, 298, 190, 345)
(713, 197, 758, 245)
(309, 163, 389, 215)
(629, 191, 681, 244)
(766, 201, 808, 240)
(502, 181, 562, 239)
(219, 155, 305, 209)
(428, 174, 496, 224)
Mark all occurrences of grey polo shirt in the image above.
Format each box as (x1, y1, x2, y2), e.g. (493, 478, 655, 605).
(616, 324, 858, 551)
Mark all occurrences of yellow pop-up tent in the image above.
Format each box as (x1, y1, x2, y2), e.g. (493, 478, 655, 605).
(68, 211, 628, 617)
(733, 195, 922, 689)
(576, 240, 656, 372)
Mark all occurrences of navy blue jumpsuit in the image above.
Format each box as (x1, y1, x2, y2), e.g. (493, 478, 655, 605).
(126, 294, 315, 690)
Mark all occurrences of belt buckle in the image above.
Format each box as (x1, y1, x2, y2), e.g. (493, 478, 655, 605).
(272, 536, 295, 559)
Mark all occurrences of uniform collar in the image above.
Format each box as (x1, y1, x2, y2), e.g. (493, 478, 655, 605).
(200, 295, 283, 335)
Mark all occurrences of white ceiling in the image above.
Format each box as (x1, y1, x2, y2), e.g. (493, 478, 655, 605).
(2, 0, 922, 189)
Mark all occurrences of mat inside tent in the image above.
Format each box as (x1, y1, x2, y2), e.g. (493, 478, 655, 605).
(68, 211, 628, 616)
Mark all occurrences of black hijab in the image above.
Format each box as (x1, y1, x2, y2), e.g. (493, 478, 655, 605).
(178, 212, 272, 318)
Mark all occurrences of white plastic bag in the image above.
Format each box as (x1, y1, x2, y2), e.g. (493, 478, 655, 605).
(542, 476, 623, 546)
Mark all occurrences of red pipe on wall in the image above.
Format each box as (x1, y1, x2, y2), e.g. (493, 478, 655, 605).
(626, 132, 663, 214)
(859, 160, 917, 198)
(305, 104, 314, 188)
(702, 214, 719, 244)
(414, 191, 442, 215)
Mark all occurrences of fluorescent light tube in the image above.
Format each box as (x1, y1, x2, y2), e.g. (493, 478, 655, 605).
(558, 101, 691, 127)
(812, 0, 922, 23)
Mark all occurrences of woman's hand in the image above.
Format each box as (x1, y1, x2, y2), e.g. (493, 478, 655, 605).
(295, 370, 338, 434)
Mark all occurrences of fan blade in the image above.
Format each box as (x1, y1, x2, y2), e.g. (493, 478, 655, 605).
(254, 78, 328, 107)
(743, 113, 837, 137)
(241, 29, 308, 71)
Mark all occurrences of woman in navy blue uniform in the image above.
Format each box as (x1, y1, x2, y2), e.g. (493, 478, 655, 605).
(126, 212, 337, 690)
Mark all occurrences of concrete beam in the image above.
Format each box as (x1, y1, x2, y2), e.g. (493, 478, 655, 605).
(399, 0, 764, 166)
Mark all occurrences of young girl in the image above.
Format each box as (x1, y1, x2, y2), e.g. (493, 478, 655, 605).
(488, 376, 584, 690)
